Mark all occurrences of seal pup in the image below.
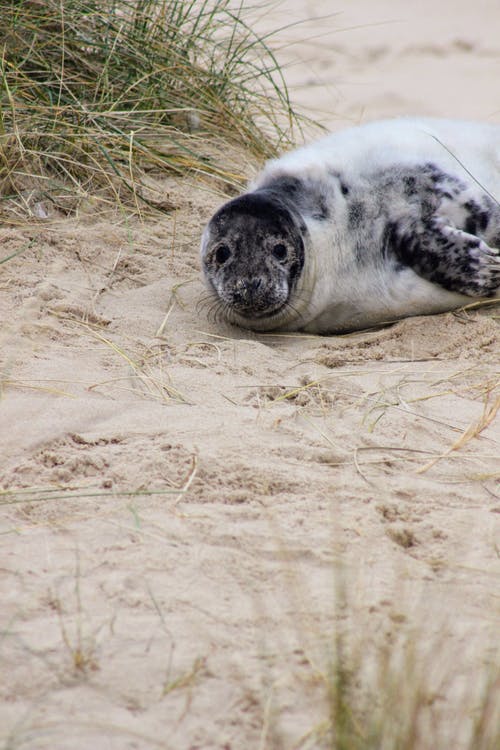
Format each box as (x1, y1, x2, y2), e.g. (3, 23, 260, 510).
(200, 117, 500, 333)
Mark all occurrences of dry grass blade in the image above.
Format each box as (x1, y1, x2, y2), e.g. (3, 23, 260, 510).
(0, 239, 34, 264)
(417, 393, 500, 474)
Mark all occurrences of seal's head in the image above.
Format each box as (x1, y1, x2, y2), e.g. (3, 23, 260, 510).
(201, 191, 306, 330)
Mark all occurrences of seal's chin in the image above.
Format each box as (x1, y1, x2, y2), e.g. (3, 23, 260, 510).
(211, 275, 291, 323)
(230, 299, 287, 320)
(224, 299, 295, 331)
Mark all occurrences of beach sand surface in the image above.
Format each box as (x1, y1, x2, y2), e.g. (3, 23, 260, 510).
(1, 2, 499, 748)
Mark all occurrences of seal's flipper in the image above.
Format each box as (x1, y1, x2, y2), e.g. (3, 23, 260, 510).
(388, 218, 500, 297)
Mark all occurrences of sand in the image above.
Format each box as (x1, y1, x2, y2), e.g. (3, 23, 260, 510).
(1, 2, 499, 748)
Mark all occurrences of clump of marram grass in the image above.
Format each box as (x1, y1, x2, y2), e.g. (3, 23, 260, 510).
(296, 575, 500, 750)
(0, 0, 306, 220)
(264, 549, 500, 750)
(316, 633, 500, 750)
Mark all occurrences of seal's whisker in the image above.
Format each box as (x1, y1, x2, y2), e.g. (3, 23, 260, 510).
(196, 293, 218, 317)
(281, 300, 306, 325)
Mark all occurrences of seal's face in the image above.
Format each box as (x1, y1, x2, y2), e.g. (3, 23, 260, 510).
(201, 192, 306, 328)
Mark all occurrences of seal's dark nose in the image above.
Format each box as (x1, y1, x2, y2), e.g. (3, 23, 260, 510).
(233, 278, 262, 305)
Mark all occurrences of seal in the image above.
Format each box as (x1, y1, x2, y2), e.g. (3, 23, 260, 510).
(200, 117, 500, 333)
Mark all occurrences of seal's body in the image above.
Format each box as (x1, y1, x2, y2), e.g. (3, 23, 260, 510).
(201, 118, 500, 333)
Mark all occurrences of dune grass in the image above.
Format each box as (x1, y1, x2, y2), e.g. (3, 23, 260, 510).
(0, 0, 304, 220)
(316, 628, 500, 750)
(281, 561, 500, 750)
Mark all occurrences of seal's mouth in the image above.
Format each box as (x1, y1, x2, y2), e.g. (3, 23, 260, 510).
(221, 277, 290, 321)
(203, 273, 300, 331)
(225, 301, 293, 332)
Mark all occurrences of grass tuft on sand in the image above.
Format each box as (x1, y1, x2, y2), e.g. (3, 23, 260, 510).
(0, 0, 305, 220)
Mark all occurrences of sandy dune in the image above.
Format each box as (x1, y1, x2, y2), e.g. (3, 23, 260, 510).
(1, 2, 499, 748)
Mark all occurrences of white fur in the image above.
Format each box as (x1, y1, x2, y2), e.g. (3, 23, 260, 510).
(254, 118, 500, 195)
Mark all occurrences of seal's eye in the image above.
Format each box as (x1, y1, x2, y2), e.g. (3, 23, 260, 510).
(215, 244, 231, 265)
(272, 243, 288, 262)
